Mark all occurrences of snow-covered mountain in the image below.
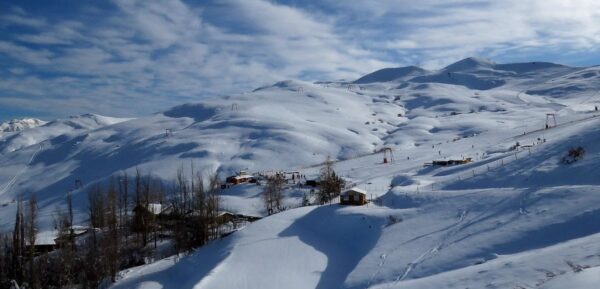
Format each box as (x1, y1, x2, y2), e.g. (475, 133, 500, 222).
(0, 113, 131, 155)
(2, 57, 600, 288)
(0, 118, 46, 133)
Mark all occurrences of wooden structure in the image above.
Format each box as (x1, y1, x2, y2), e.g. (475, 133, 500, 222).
(226, 171, 256, 185)
(340, 187, 368, 205)
(216, 211, 261, 225)
(53, 226, 90, 248)
(545, 113, 557, 129)
(305, 180, 319, 187)
(26, 242, 56, 255)
(427, 157, 472, 166)
(382, 147, 394, 164)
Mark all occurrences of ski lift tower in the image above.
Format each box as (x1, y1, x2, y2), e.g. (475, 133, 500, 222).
(382, 147, 394, 164)
(545, 113, 557, 129)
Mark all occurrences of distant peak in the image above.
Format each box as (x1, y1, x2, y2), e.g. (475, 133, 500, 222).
(253, 80, 310, 92)
(0, 118, 46, 133)
(354, 65, 427, 84)
(443, 57, 496, 72)
(72, 113, 98, 119)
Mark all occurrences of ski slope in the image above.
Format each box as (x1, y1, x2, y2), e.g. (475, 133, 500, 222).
(112, 114, 600, 289)
(1, 57, 600, 288)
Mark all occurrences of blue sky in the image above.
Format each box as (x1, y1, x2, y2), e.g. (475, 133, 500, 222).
(1, 0, 600, 121)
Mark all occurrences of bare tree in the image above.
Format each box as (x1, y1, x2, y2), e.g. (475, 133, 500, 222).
(118, 171, 129, 247)
(319, 156, 345, 204)
(206, 172, 221, 239)
(53, 204, 76, 288)
(262, 174, 285, 215)
(88, 184, 105, 229)
(105, 177, 120, 281)
(26, 194, 38, 289)
(12, 198, 24, 285)
(0, 233, 11, 288)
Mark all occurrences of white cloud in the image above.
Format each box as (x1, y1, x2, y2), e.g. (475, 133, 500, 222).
(337, 0, 600, 67)
(0, 13, 46, 28)
(0, 0, 390, 119)
(1, 0, 600, 120)
(0, 41, 54, 65)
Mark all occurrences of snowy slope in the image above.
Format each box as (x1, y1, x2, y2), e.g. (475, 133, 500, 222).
(0, 114, 130, 155)
(2, 57, 600, 288)
(111, 115, 600, 289)
(354, 66, 428, 84)
(2, 58, 599, 229)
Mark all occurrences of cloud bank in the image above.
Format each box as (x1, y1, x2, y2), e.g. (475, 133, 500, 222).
(1, 0, 599, 120)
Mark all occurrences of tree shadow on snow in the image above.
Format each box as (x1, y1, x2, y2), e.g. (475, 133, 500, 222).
(279, 205, 384, 289)
(110, 236, 235, 289)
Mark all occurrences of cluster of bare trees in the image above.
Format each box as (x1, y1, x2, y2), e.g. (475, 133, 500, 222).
(0, 196, 38, 289)
(262, 174, 285, 215)
(170, 166, 221, 253)
(0, 165, 222, 289)
(259, 156, 346, 212)
(318, 156, 345, 204)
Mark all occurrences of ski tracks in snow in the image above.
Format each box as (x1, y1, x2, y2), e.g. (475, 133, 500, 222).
(386, 193, 516, 287)
(0, 143, 43, 197)
(390, 209, 468, 285)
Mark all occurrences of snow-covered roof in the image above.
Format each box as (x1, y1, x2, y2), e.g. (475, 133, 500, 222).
(32, 231, 57, 245)
(234, 174, 253, 180)
(343, 187, 367, 195)
(147, 203, 162, 215)
(218, 211, 235, 217)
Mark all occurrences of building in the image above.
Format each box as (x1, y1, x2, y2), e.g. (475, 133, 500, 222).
(340, 187, 368, 205)
(305, 179, 319, 187)
(428, 157, 472, 166)
(226, 171, 256, 185)
(52, 226, 90, 249)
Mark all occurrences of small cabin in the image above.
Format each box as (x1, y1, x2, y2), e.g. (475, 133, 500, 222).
(340, 188, 368, 206)
(226, 173, 256, 185)
(428, 157, 472, 166)
(53, 226, 89, 249)
(305, 180, 319, 187)
(26, 241, 56, 255)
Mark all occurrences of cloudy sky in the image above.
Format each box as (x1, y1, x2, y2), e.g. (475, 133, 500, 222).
(1, 0, 600, 121)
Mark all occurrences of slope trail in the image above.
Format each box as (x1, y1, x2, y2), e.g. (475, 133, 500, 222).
(0, 143, 43, 197)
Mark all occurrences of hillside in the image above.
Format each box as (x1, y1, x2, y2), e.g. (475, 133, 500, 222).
(1, 57, 600, 288)
(0, 114, 129, 155)
(111, 115, 600, 289)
